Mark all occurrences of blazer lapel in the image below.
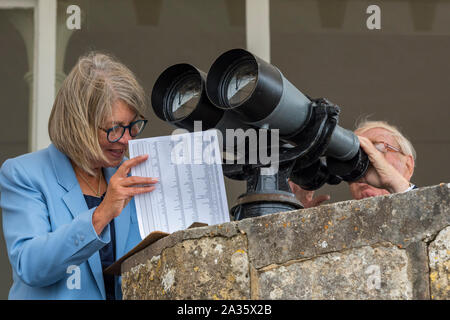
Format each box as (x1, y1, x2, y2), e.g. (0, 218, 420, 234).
(49, 144, 88, 223)
(49, 144, 106, 299)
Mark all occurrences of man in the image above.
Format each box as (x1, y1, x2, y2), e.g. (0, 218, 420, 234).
(289, 120, 416, 208)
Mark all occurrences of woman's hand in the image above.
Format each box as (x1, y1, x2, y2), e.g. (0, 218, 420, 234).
(288, 180, 330, 208)
(357, 136, 409, 193)
(92, 154, 158, 235)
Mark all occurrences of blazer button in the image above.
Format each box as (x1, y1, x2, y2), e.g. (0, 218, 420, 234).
(79, 234, 85, 242)
(74, 239, 79, 246)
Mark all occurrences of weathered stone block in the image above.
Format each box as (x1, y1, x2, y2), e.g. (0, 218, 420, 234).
(429, 226, 450, 299)
(256, 243, 412, 300)
(122, 234, 250, 300)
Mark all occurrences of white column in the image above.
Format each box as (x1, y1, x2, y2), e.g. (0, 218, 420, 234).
(245, 0, 271, 62)
(55, 1, 77, 93)
(32, 0, 57, 151)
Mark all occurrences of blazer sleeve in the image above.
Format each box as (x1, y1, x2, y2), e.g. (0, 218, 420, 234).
(0, 158, 111, 287)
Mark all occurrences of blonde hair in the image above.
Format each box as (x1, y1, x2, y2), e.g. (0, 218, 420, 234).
(354, 119, 416, 161)
(48, 52, 147, 175)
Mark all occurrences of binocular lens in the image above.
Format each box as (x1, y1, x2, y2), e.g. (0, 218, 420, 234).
(167, 73, 202, 121)
(224, 59, 258, 108)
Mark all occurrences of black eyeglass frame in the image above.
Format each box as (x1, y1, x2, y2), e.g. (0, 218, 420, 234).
(99, 119, 148, 143)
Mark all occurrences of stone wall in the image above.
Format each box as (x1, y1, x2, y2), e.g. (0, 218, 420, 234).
(121, 183, 450, 300)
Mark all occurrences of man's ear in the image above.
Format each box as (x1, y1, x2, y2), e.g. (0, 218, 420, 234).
(403, 155, 415, 181)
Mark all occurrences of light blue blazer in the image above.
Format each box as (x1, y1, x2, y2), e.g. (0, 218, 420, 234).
(0, 144, 142, 299)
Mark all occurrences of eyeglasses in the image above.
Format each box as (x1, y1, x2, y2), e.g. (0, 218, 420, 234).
(99, 119, 148, 143)
(373, 141, 402, 154)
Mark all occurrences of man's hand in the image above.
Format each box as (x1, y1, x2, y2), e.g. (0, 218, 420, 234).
(288, 180, 330, 208)
(357, 136, 410, 193)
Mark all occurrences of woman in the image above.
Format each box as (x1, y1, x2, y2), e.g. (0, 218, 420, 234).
(0, 52, 157, 299)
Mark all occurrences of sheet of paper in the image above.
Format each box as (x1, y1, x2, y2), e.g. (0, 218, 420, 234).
(128, 130, 230, 239)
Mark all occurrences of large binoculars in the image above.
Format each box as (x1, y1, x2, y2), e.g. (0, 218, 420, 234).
(151, 48, 368, 190)
(151, 49, 369, 220)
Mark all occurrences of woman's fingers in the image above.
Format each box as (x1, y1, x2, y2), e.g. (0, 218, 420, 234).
(122, 176, 158, 187)
(114, 155, 158, 192)
(118, 154, 149, 176)
(126, 186, 156, 195)
(107, 154, 158, 198)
